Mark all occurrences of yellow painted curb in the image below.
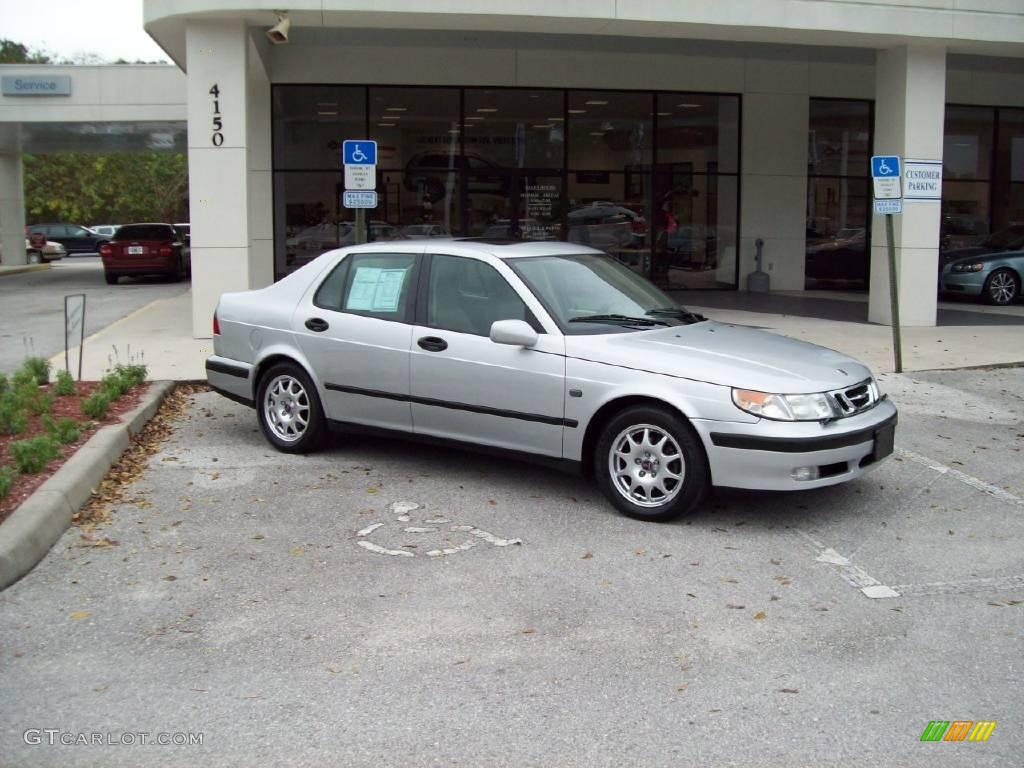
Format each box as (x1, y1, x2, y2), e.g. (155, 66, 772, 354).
(0, 264, 51, 278)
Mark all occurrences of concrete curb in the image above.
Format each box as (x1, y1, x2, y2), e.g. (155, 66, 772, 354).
(0, 380, 176, 591)
(0, 264, 51, 278)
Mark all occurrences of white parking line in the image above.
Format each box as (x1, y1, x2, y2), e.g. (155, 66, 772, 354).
(897, 449, 1024, 508)
(796, 530, 899, 598)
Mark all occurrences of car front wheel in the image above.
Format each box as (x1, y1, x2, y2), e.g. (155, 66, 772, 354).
(256, 362, 326, 453)
(594, 405, 709, 522)
(984, 268, 1019, 305)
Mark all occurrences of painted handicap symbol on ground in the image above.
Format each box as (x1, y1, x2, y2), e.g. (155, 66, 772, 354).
(355, 501, 522, 558)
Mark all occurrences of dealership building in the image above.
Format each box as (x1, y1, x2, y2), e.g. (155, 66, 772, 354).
(3, 1, 1024, 337)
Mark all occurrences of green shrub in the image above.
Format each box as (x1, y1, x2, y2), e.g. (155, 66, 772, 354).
(10, 368, 36, 390)
(81, 391, 111, 420)
(0, 373, 8, 396)
(54, 369, 76, 396)
(27, 391, 53, 417)
(22, 357, 51, 386)
(0, 466, 14, 500)
(42, 415, 81, 445)
(10, 436, 60, 474)
(116, 363, 148, 387)
(0, 395, 28, 435)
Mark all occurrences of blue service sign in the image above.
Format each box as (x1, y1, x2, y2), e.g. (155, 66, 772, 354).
(343, 190, 378, 209)
(871, 155, 901, 178)
(1, 75, 71, 96)
(342, 140, 377, 165)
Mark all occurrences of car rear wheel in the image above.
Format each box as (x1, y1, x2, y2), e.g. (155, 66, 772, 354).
(984, 268, 1019, 305)
(256, 362, 326, 454)
(594, 405, 709, 522)
(104, 271, 119, 285)
(27, 251, 43, 265)
(168, 258, 184, 283)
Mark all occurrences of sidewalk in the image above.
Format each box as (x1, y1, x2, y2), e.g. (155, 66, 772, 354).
(0, 264, 50, 278)
(47, 287, 1022, 382)
(49, 290, 208, 381)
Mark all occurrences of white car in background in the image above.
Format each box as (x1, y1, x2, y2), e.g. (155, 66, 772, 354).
(89, 225, 121, 238)
(0, 232, 66, 264)
(207, 240, 897, 522)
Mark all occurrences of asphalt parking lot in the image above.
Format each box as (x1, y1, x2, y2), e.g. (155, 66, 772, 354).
(0, 258, 187, 373)
(1, 368, 1022, 767)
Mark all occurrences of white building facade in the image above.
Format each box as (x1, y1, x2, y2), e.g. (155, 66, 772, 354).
(20, 2, 1024, 337)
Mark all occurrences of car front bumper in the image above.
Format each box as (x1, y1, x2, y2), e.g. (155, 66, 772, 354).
(206, 356, 255, 407)
(940, 269, 989, 295)
(691, 398, 898, 491)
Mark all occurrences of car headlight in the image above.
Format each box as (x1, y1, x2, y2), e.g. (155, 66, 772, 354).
(732, 388, 840, 421)
(952, 262, 984, 273)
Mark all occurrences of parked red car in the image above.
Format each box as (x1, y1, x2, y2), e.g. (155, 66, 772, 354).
(100, 223, 191, 285)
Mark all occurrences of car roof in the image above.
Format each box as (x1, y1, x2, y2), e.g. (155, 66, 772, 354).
(341, 238, 603, 260)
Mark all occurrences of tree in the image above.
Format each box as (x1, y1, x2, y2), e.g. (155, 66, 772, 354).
(23, 153, 189, 225)
(0, 39, 51, 64)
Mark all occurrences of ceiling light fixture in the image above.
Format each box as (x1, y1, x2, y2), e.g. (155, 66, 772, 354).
(585, 100, 609, 106)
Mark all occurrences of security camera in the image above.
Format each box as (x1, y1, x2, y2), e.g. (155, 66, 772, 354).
(266, 12, 291, 45)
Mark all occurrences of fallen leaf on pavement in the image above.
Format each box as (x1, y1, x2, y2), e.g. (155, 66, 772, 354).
(779, 688, 799, 694)
(69, 610, 90, 620)
(754, 611, 766, 620)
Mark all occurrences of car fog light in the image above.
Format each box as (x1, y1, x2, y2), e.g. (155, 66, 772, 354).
(791, 466, 820, 482)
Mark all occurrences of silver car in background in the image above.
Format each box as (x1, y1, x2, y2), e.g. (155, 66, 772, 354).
(207, 240, 897, 521)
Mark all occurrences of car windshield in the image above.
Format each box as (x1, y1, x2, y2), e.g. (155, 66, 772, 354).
(510, 253, 705, 334)
(115, 225, 174, 241)
(981, 225, 1024, 250)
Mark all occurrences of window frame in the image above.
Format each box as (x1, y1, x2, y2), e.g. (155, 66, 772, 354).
(416, 252, 544, 336)
(313, 252, 421, 324)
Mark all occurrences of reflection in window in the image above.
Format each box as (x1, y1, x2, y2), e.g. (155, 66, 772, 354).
(805, 99, 873, 290)
(273, 86, 365, 171)
(657, 93, 739, 174)
(567, 173, 649, 274)
(944, 106, 994, 181)
(463, 89, 563, 169)
(941, 181, 991, 250)
(568, 91, 652, 171)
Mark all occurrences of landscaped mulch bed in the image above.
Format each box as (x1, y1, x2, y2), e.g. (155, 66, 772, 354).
(0, 381, 147, 523)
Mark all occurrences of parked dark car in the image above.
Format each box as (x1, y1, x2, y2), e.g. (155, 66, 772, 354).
(100, 223, 191, 284)
(26, 223, 109, 255)
(939, 224, 1024, 273)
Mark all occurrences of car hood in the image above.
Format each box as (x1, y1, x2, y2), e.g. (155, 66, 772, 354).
(564, 321, 873, 394)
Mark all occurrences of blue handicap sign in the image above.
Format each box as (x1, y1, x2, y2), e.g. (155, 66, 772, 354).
(342, 140, 377, 165)
(871, 155, 901, 178)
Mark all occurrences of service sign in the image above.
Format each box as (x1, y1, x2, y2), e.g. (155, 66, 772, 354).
(1, 75, 71, 96)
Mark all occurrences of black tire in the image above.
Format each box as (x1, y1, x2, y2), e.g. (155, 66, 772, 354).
(256, 362, 326, 454)
(983, 268, 1019, 306)
(104, 271, 119, 285)
(594, 405, 709, 522)
(168, 258, 184, 283)
(27, 251, 43, 265)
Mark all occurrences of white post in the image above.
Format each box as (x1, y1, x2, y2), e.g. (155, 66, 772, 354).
(0, 152, 27, 267)
(868, 46, 946, 327)
(186, 19, 256, 337)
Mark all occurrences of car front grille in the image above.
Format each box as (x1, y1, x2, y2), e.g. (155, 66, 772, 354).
(829, 379, 879, 417)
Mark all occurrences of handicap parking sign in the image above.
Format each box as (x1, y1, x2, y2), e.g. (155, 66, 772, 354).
(871, 155, 901, 178)
(342, 140, 377, 165)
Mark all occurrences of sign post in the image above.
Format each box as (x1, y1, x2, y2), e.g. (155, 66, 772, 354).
(63, 293, 86, 380)
(342, 140, 377, 245)
(871, 155, 904, 373)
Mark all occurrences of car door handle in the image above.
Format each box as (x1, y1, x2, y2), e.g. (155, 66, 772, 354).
(417, 336, 448, 352)
(305, 317, 329, 333)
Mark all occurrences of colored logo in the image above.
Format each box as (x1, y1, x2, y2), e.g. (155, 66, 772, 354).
(920, 721, 996, 742)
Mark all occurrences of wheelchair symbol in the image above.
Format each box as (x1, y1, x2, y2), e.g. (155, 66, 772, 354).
(877, 159, 894, 175)
(350, 144, 368, 163)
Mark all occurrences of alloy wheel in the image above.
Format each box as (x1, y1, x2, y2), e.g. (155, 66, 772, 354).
(262, 374, 310, 442)
(608, 423, 686, 508)
(988, 270, 1017, 305)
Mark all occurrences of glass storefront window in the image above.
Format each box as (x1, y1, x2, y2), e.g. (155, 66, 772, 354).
(377, 170, 461, 237)
(652, 173, 738, 290)
(368, 87, 460, 171)
(463, 89, 563, 169)
(568, 91, 652, 171)
(273, 86, 364, 170)
(807, 99, 871, 178)
(567, 173, 650, 273)
(941, 181, 991, 249)
(944, 106, 994, 180)
(657, 93, 739, 174)
(991, 183, 1024, 233)
(273, 172, 352, 277)
(996, 108, 1024, 183)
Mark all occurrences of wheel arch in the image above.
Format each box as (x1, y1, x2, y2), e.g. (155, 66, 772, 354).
(252, 350, 319, 401)
(580, 395, 701, 478)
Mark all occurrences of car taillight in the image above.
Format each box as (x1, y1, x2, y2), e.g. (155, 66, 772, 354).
(213, 312, 220, 335)
(100, 243, 112, 258)
(159, 245, 173, 257)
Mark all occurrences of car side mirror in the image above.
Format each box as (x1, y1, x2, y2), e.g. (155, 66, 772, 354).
(489, 319, 538, 347)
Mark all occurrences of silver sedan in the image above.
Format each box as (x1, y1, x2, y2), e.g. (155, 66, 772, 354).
(206, 240, 897, 521)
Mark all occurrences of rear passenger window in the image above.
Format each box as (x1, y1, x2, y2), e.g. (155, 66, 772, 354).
(340, 253, 416, 322)
(313, 259, 350, 311)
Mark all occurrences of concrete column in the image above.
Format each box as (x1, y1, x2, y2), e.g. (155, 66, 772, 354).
(0, 153, 27, 267)
(186, 20, 256, 337)
(868, 46, 946, 326)
(246, 32, 274, 291)
(739, 57, 810, 291)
